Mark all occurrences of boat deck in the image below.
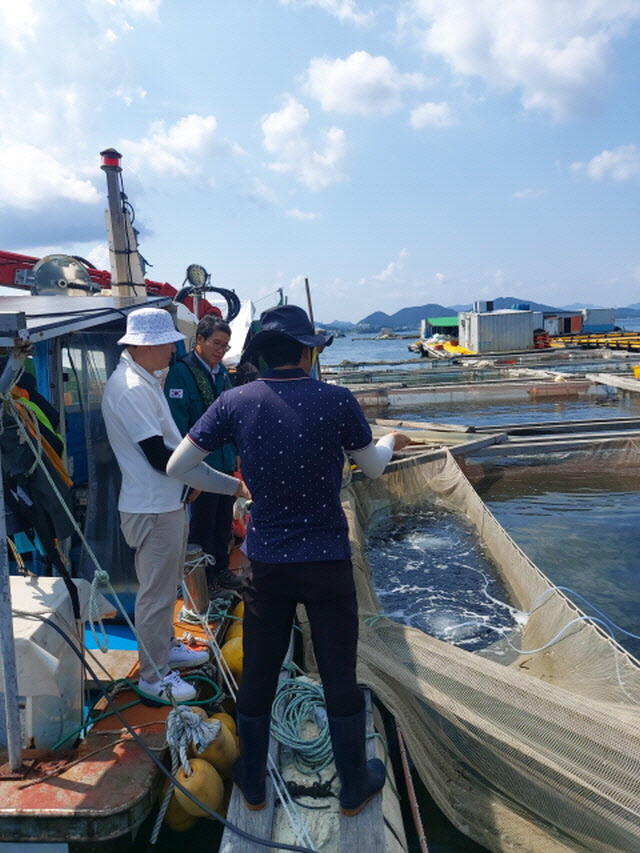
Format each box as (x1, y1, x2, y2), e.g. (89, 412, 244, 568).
(0, 602, 224, 847)
(220, 690, 392, 853)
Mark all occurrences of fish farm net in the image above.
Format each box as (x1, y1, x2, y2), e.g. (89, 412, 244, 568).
(338, 448, 640, 853)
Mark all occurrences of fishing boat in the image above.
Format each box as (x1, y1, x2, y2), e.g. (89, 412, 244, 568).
(0, 150, 413, 853)
(1, 150, 638, 853)
(0, 294, 413, 853)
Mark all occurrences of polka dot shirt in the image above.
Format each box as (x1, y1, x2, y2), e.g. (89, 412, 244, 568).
(189, 368, 372, 563)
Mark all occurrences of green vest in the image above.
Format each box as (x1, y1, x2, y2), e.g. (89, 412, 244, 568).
(165, 353, 236, 473)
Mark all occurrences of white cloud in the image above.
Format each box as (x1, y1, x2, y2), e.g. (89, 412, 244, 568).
(86, 243, 111, 270)
(410, 101, 455, 128)
(279, 0, 374, 27)
(374, 248, 408, 281)
(513, 187, 545, 199)
(403, 0, 640, 121)
(121, 0, 162, 17)
(0, 0, 38, 49)
(116, 85, 147, 106)
(286, 208, 321, 220)
(87, 0, 162, 25)
(121, 114, 236, 176)
(0, 144, 100, 210)
(571, 144, 640, 181)
(261, 97, 347, 190)
(304, 51, 425, 115)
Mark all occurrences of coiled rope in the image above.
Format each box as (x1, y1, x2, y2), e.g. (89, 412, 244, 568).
(271, 672, 333, 774)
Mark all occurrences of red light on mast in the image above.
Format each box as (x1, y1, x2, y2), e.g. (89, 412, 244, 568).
(100, 147, 122, 170)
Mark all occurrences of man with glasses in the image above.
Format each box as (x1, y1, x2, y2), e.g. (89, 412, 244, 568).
(165, 314, 241, 591)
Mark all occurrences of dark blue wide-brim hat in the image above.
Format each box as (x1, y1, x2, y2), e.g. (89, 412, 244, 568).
(244, 304, 333, 356)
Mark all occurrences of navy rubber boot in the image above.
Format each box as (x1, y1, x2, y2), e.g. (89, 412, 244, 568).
(232, 711, 271, 810)
(327, 706, 386, 816)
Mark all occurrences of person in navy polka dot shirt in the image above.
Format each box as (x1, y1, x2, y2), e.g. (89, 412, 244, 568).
(167, 304, 409, 816)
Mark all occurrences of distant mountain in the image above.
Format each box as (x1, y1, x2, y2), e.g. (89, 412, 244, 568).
(323, 296, 640, 333)
(316, 319, 355, 330)
(357, 302, 455, 331)
(561, 302, 603, 310)
(483, 296, 560, 312)
(616, 307, 640, 317)
(329, 319, 354, 329)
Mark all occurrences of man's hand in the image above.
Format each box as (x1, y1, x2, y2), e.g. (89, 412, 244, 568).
(391, 431, 412, 451)
(187, 488, 202, 503)
(234, 479, 251, 500)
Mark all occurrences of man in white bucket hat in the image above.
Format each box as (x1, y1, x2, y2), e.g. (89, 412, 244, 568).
(102, 307, 248, 703)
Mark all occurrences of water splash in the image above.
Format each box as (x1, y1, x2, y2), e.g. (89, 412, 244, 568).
(367, 507, 518, 650)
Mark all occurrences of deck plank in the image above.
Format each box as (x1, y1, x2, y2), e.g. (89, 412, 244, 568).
(219, 734, 280, 853)
(219, 637, 294, 853)
(338, 690, 386, 853)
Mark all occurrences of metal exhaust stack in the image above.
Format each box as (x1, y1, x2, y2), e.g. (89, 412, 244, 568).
(100, 148, 146, 299)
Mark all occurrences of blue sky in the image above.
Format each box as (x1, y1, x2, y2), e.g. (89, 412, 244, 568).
(1, 0, 640, 322)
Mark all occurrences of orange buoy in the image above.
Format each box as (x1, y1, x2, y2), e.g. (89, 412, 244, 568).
(160, 777, 199, 832)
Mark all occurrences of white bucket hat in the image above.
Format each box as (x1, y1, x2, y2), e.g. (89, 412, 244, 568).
(117, 307, 185, 346)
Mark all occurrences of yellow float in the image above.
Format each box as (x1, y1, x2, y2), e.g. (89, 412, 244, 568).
(188, 706, 209, 721)
(225, 620, 243, 642)
(220, 636, 243, 682)
(196, 720, 237, 777)
(231, 600, 244, 619)
(174, 758, 224, 818)
(209, 711, 236, 737)
(160, 777, 198, 832)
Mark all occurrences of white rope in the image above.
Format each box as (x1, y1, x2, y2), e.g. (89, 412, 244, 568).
(167, 706, 221, 776)
(150, 707, 221, 844)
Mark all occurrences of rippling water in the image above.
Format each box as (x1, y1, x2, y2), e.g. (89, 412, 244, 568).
(367, 507, 520, 650)
(391, 392, 640, 427)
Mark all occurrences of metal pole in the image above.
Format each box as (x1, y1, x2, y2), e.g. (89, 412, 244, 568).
(304, 278, 322, 382)
(0, 348, 28, 771)
(101, 148, 139, 298)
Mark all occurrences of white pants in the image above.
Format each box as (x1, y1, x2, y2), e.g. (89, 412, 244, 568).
(120, 506, 189, 682)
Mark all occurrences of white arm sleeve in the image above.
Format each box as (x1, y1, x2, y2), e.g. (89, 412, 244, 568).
(166, 436, 239, 495)
(348, 433, 395, 479)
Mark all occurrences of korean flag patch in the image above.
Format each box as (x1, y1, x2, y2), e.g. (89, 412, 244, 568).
(168, 388, 183, 399)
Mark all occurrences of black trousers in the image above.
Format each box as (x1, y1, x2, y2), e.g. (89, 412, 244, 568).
(189, 491, 234, 582)
(236, 560, 364, 718)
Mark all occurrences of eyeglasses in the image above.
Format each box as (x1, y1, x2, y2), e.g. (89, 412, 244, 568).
(209, 340, 231, 352)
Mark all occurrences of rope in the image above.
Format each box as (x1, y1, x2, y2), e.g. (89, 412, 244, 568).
(89, 569, 111, 653)
(271, 675, 333, 774)
(150, 705, 222, 845)
(168, 706, 221, 776)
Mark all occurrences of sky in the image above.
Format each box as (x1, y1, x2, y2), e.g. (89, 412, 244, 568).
(1, 0, 640, 323)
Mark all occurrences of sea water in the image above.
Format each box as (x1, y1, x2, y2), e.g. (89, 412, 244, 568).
(324, 331, 640, 657)
(331, 329, 640, 852)
(367, 507, 518, 650)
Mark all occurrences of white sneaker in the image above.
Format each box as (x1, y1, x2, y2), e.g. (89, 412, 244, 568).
(167, 641, 210, 669)
(138, 670, 196, 703)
